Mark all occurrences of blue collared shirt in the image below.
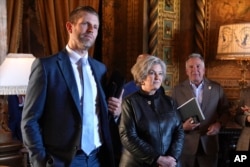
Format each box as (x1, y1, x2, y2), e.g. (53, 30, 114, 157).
(190, 81, 204, 106)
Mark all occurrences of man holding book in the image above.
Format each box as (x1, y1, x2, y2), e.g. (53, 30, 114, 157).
(171, 53, 229, 167)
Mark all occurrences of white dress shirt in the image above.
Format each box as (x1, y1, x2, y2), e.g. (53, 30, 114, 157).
(66, 45, 102, 149)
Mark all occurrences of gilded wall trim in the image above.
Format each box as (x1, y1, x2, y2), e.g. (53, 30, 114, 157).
(194, 0, 207, 58)
(148, 0, 158, 55)
(149, 0, 180, 95)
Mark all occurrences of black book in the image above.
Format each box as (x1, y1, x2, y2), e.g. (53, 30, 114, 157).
(177, 97, 205, 123)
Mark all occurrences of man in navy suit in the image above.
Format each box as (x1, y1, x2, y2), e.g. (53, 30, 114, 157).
(21, 6, 122, 167)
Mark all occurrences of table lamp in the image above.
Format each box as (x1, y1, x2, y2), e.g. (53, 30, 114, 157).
(0, 53, 35, 143)
(216, 23, 250, 88)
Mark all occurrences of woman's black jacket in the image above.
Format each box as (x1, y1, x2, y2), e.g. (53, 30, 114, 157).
(119, 90, 184, 167)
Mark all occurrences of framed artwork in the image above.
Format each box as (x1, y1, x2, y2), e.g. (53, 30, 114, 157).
(163, 46, 173, 65)
(164, 0, 174, 12)
(163, 20, 173, 39)
(162, 73, 173, 91)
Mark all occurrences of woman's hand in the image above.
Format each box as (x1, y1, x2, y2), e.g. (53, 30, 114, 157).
(157, 155, 176, 167)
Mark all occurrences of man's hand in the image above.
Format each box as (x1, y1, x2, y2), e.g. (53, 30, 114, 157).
(207, 122, 221, 135)
(183, 117, 200, 131)
(108, 89, 123, 117)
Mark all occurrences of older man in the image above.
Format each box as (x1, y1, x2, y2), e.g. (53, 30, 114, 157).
(172, 53, 229, 167)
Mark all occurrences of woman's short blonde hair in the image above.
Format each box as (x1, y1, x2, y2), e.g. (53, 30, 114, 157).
(131, 55, 166, 85)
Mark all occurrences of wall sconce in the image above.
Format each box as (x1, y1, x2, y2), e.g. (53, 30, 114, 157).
(216, 23, 250, 89)
(0, 53, 34, 143)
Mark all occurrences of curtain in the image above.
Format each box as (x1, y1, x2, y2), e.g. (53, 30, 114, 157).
(7, 0, 24, 53)
(36, 0, 100, 56)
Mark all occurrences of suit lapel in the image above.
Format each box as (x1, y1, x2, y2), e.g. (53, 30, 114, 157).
(183, 80, 195, 100)
(201, 79, 212, 112)
(57, 51, 82, 115)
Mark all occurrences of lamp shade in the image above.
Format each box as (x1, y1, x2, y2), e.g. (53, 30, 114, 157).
(0, 53, 35, 95)
(216, 23, 250, 60)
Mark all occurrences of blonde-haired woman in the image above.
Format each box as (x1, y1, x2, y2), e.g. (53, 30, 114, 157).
(119, 55, 184, 167)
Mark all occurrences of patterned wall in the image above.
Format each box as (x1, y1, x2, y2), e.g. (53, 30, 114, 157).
(149, 0, 180, 95)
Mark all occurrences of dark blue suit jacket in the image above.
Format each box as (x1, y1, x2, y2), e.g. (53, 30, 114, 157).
(21, 49, 115, 167)
(8, 95, 23, 141)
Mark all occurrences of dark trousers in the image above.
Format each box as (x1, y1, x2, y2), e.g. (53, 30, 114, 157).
(70, 147, 102, 167)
